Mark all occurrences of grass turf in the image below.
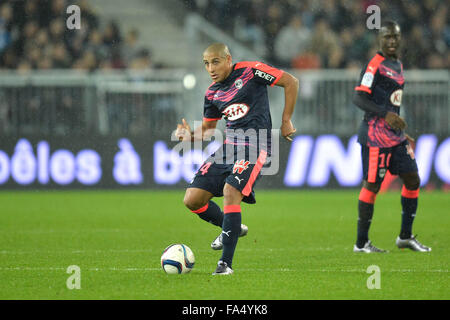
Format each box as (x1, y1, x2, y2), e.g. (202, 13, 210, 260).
(0, 190, 448, 300)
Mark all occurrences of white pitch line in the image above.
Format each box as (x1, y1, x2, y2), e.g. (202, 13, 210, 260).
(0, 266, 447, 273)
(0, 247, 342, 255)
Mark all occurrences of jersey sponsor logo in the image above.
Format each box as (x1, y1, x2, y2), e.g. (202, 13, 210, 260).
(233, 159, 250, 174)
(254, 69, 275, 82)
(361, 72, 374, 87)
(222, 103, 249, 121)
(390, 89, 403, 106)
(234, 79, 243, 89)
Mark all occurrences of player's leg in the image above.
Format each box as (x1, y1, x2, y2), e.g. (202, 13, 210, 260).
(398, 171, 420, 240)
(213, 146, 266, 273)
(213, 183, 243, 275)
(354, 145, 388, 253)
(354, 180, 387, 252)
(394, 141, 431, 251)
(183, 187, 224, 227)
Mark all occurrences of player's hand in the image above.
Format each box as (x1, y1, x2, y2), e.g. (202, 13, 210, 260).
(385, 111, 407, 130)
(281, 119, 296, 142)
(405, 133, 415, 145)
(175, 118, 192, 141)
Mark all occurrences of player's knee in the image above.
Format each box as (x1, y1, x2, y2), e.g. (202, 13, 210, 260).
(183, 188, 211, 212)
(223, 183, 243, 204)
(404, 175, 420, 190)
(363, 181, 381, 194)
(183, 193, 202, 212)
(223, 183, 237, 197)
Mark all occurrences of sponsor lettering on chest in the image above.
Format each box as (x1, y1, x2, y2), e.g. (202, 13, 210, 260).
(223, 103, 249, 121)
(390, 89, 403, 106)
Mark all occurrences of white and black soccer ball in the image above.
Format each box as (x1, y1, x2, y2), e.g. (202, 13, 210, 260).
(160, 244, 195, 274)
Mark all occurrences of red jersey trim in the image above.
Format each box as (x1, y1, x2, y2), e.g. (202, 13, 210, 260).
(354, 53, 385, 94)
(235, 61, 284, 87)
(355, 85, 372, 94)
(366, 53, 385, 74)
(203, 117, 221, 122)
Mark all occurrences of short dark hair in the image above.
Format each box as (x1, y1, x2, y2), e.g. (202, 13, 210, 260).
(380, 20, 401, 33)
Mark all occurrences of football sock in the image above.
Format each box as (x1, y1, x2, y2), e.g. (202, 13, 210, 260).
(191, 201, 224, 227)
(400, 186, 419, 239)
(220, 205, 242, 268)
(356, 188, 377, 248)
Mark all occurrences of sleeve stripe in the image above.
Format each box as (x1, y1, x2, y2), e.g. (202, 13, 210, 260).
(365, 53, 385, 74)
(271, 70, 284, 86)
(203, 117, 221, 122)
(235, 61, 284, 84)
(355, 85, 372, 94)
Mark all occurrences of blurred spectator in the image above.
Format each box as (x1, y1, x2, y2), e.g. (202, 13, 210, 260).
(49, 0, 67, 21)
(122, 29, 140, 65)
(48, 19, 65, 43)
(292, 48, 321, 69)
(263, 3, 284, 61)
(187, 0, 449, 69)
(73, 50, 97, 71)
(233, 0, 267, 56)
(86, 29, 109, 62)
(51, 42, 71, 68)
(103, 20, 122, 48)
(0, 0, 448, 70)
(402, 25, 430, 69)
(129, 48, 153, 70)
(0, 3, 12, 54)
(274, 15, 311, 67)
(309, 18, 340, 68)
(0, 0, 153, 71)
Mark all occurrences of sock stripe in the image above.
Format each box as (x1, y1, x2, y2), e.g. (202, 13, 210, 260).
(191, 203, 209, 214)
(223, 205, 241, 214)
(359, 187, 377, 204)
(401, 186, 419, 198)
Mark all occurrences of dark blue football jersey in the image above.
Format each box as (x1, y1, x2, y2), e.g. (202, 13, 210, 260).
(203, 61, 284, 150)
(355, 51, 406, 148)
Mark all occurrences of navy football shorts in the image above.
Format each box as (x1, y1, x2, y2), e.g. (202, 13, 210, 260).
(187, 143, 268, 204)
(361, 139, 418, 184)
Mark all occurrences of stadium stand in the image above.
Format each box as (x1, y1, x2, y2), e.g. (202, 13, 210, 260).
(183, 0, 449, 69)
(0, 0, 155, 71)
(0, 0, 447, 138)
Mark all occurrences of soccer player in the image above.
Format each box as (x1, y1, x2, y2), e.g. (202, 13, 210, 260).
(353, 21, 431, 253)
(175, 43, 299, 274)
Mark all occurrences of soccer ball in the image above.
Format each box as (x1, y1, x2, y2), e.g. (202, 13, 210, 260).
(160, 244, 195, 274)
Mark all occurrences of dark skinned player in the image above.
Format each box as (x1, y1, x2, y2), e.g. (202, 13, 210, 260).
(353, 21, 431, 253)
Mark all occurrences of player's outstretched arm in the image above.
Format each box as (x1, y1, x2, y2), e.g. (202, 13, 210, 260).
(353, 91, 406, 130)
(175, 118, 218, 141)
(275, 71, 299, 141)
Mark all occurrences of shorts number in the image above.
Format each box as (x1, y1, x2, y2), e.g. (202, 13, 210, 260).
(379, 153, 391, 168)
(199, 162, 212, 175)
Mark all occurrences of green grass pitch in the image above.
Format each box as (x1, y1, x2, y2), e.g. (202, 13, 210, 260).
(0, 190, 448, 300)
